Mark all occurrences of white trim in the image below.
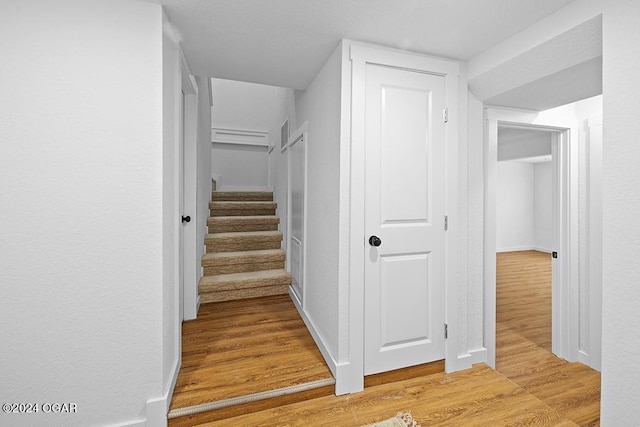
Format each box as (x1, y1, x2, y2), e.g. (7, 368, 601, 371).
(484, 108, 578, 367)
(587, 113, 603, 371)
(468, 347, 488, 365)
(347, 41, 461, 390)
(181, 51, 199, 322)
(165, 356, 180, 412)
(145, 396, 168, 427)
(286, 122, 308, 302)
(140, 355, 180, 427)
(280, 117, 290, 151)
(497, 246, 539, 253)
(211, 127, 269, 147)
(289, 289, 339, 386)
(578, 349, 591, 366)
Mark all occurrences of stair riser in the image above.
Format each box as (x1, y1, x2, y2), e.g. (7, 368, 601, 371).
(199, 285, 289, 303)
(210, 208, 276, 217)
(206, 241, 281, 253)
(204, 260, 285, 275)
(212, 192, 273, 202)
(208, 221, 279, 233)
(201, 275, 291, 292)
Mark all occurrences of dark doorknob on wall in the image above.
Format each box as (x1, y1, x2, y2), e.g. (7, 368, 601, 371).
(369, 235, 382, 247)
(181, 215, 191, 223)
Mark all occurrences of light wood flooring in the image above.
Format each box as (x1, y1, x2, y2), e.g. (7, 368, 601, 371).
(496, 250, 601, 426)
(168, 295, 334, 425)
(170, 251, 600, 426)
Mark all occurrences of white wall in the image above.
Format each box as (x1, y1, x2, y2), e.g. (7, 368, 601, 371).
(0, 1, 165, 426)
(210, 78, 279, 190)
(465, 0, 639, 421)
(496, 162, 535, 251)
(466, 91, 485, 353)
(534, 161, 553, 251)
(211, 144, 269, 190)
(267, 89, 296, 249)
(293, 43, 344, 365)
(601, 2, 640, 422)
(498, 130, 552, 161)
(211, 78, 283, 130)
(196, 75, 212, 300)
(161, 11, 181, 419)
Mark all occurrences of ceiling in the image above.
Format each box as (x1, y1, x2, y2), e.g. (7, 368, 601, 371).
(498, 126, 554, 162)
(149, 0, 577, 89)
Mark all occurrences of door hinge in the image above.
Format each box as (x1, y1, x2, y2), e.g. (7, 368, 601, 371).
(443, 107, 449, 123)
(444, 323, 448, 339)
(552, 251, 558, 259)
(444, 215, 448, 231)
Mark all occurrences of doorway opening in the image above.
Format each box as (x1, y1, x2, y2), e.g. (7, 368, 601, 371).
(484, 110, 576, 368)
(495, 124, 561, 364)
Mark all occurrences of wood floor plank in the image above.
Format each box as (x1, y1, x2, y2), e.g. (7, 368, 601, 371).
(169, 250, 599, 426)
(169, 295, 334, 410)
(195, 365, 572, 426)
(496, 250, 601, 426)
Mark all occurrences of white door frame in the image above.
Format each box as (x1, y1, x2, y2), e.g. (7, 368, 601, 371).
(346, 43, 460, 395)
(484, 107, 579, 367)
(286, 123, 308, 305)
(180, 51, 199, 321)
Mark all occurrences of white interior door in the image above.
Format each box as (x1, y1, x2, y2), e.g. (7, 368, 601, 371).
(364, 64, 446, 375)
(179, 89, 186, 322)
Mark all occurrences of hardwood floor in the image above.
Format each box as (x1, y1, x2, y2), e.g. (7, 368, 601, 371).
(170, 251, 600, 426)
(195, 364, 576, 426)
(496, 250, 601, 426)
(169, 295, 334, 423)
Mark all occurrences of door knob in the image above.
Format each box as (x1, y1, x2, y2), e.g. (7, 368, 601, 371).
(368, 235, 382, 247)
(181, 215, 191, 223)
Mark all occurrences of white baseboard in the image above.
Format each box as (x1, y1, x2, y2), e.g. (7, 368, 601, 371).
(166, 356, 180, 412)
(289, 289, 339, 379)
(497, 246, 553, 253)
(288, 289, 362, 395)
(496, 245, 534, 253)
(578, 349, 590, 366)
(469, 347, 488, 365)
(446, 352, 472, 373)
(445, 347, 488, 373)
(145, 396, 167, 427)
(142, 356, 181, 426)
(532, 246, 552, 253)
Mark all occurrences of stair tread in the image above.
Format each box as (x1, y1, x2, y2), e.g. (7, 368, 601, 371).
(210, 201, 276, 207)
(199, 285, 289, 303)
(213, 191, 273, 194)
(202, 249, 285, 261)
(212, 191, 274, 200)
(206, 230, 282, 239)
(208, 215, 279, 222)
(201, 269, 291, 283)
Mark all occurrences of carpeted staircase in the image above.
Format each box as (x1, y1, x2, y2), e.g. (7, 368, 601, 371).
(199, 191, 291, 303)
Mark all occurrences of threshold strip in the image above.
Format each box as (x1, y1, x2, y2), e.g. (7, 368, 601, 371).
(167, 377, 336, 419)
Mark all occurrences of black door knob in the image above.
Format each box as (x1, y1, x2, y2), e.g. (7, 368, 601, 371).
(369, 235, 382, 247)
(181, 215, 191, 223)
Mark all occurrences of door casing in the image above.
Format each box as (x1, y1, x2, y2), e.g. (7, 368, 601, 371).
(180, 53, 199, 321)
(345, 42, 461, 395)
(484, 107, 579, 367)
